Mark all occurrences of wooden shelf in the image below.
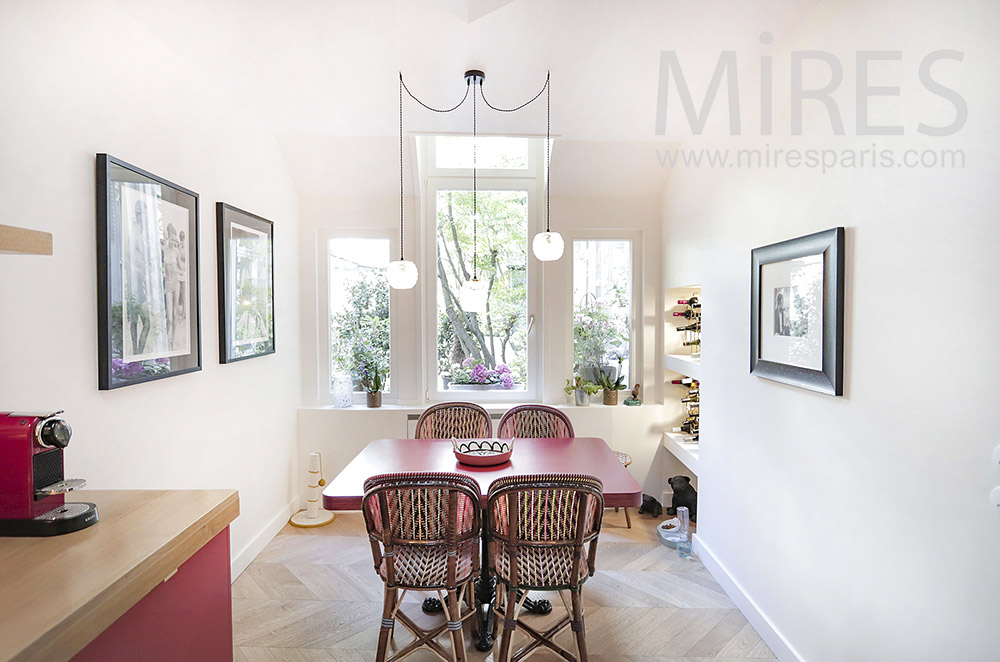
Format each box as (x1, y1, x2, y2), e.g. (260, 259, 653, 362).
(664, 353, 701, 379)
(0, 224, 52, 255)
(663, 432, 700, 474)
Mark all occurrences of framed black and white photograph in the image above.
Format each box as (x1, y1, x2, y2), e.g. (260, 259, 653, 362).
(750, 227, 845, 396)
(217, 203, 275, 363)
(96, 154, 201, 390)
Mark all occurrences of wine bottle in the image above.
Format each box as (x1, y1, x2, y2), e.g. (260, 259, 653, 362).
(677, 297, 699, 306)
(672, 310, 697, 319)
(671, 378, 697, 385)
(682, 339, 701, 347)
(676, 323, 701, 332)
(681, 395, 699, 403)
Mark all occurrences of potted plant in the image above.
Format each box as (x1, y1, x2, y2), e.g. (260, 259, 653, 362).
(447, 358, 516, 390)
(564, 376, 599, 406)
(596, 362, 627, 406)
(353, 338, 388, 408)
(573, 296, 626, 383)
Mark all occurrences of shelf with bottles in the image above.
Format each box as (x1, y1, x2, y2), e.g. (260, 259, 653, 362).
(665, 286, 701, 369)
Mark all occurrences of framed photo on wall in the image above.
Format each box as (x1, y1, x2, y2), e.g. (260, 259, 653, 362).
(96, 154, 201, 390)
(750, 227, 845, 396)
(217, 203, 275, 363)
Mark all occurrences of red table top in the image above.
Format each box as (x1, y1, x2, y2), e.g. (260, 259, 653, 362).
(322, 437, 642, 510)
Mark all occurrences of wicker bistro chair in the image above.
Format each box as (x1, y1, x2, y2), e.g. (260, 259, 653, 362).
(496, 404, 575, 439)
(415, 402, 492, 439)
(362, 472, 482, 662)
(487, 474, 604, 662)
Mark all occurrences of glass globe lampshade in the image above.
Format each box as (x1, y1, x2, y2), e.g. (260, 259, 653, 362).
(532, 231, 565, 261)
(460, 277, 489, 313)
(387, 259, 419, 289)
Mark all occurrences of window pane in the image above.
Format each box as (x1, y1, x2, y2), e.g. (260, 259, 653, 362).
(573, 240, 632, 386)
(329, 238, 390, 393)
(436, 190, 528, 392)
(435, 136, 529, 169)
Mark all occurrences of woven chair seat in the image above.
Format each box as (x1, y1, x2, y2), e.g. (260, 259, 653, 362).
(378, 540, 477, 588)
(492, 543, 590, 590)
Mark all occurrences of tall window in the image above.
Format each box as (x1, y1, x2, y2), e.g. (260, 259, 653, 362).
(328, 237, 390, 394)
(435, 189, 529, 392)
(573, 239, 633, 386)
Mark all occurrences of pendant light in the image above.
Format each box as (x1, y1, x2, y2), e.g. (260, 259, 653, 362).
(459, 70, 489, 314)
(532, 72, 564, 261)
(387, 73, 419, 290)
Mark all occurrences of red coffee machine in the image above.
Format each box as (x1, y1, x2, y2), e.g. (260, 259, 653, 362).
(0, 411, 98, 536)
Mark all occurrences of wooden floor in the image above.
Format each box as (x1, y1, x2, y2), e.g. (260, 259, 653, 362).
(233, 510, 775, 661)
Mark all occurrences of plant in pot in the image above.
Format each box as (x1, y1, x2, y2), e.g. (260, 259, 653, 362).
(596, 362, 627, 405)
(573, 296, 625, 384)
(564, 376, 600, 406)
(353, 338, 388, 408)
(448, 358, 516, 390)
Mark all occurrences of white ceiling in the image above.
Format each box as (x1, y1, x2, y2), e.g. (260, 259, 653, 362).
(115, 0, 823, 197)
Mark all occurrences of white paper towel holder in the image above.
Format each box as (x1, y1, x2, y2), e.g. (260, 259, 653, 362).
(290, 451, 335, 528)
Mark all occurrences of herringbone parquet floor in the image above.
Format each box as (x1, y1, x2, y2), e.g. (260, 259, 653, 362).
(232, 510, 776, 661)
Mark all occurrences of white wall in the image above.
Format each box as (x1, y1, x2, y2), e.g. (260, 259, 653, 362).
(661, 1, 1000, 660)
(0, 1, 302, 570)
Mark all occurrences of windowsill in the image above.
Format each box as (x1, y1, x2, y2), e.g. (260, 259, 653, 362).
(301, 401, 652, 414)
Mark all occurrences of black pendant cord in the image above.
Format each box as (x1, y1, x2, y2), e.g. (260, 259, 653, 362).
(478, 72, 550, 113)
(545, 71, 551, 233)
(401, 73, 471, 113)
(472, 81, 478, 280)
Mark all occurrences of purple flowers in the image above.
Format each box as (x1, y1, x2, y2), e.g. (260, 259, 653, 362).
(111, 357, 171, 379)
(449, 359, 517, 389)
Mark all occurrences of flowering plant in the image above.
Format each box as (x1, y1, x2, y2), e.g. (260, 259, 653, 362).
(573, 297, 627, 372)
(450, 358, 516, 389)
(352, 336, 388, 393)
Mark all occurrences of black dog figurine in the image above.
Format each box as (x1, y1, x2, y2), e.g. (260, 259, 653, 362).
(637, 494, 663, 517)
(666, 475, 697, 522)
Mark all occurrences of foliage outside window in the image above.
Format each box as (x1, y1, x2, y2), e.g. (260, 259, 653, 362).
(328, 238, 390, 393)
(436, 189, 528, 391)
(573, 240, 632, 384)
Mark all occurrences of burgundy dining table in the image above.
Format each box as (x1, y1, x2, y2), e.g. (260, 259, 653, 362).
(322, 436, 642, 651)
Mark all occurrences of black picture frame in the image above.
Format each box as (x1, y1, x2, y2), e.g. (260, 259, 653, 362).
(750, 227, 845, 396)
(217, 203, 275, 363)
(96, 154, 201, 390)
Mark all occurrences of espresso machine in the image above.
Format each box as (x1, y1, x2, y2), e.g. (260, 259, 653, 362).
(0, 411, 98, 536)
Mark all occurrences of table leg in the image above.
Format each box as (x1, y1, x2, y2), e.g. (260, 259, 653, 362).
(473, 508, 496, 651)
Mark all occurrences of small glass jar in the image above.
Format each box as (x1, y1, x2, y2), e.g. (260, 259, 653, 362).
(332, 373, 353, 408)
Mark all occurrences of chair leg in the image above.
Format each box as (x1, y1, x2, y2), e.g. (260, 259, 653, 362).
(446, 587, 466, 662)
(497, 589, 519, 662)
(571, 589, 588, 662)
(624, 506, 632, 529)
(376, 586, 397, 662)
(614, 506, 619, 512)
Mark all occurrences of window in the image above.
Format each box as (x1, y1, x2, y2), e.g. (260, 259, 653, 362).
(327, 236, 391, 395)
(434, 136, 529, 170)
(573, 239, 634, 387)
(422, 135, 541, 400)
(435, 189, 529, 393)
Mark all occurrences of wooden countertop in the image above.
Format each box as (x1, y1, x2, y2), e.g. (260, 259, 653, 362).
(0, 489, 239, 662)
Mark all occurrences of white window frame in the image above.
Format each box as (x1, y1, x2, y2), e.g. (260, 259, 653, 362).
(317, 228, 400, 406)
(567, 230, 644, 389)
(420, 137, 544, 403)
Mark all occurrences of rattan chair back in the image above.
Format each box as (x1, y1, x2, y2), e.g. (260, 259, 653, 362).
(414, 402, 492, 439)
(362, 472, 481, 589)
(496, 404, 574, 439)
(487, 474, 603, 592)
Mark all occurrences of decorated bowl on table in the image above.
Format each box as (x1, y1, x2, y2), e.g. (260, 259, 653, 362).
(451, 438, 514, 466)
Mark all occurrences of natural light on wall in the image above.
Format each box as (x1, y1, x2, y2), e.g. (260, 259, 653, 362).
(328, 237, 390, 393)
(573, 239, 633, 387)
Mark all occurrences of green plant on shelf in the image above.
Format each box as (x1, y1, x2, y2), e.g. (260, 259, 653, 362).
(563, 376, 600, 396)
